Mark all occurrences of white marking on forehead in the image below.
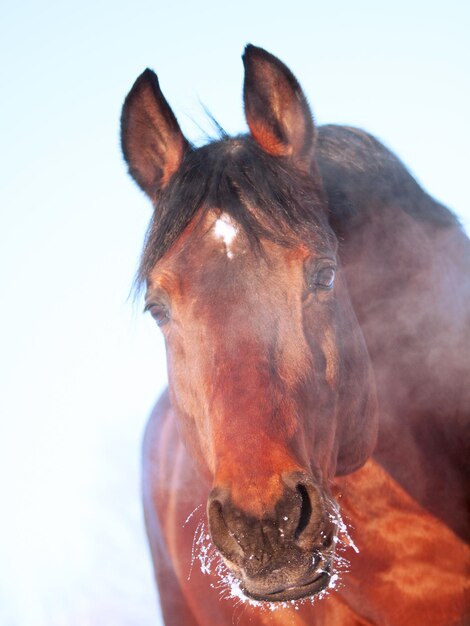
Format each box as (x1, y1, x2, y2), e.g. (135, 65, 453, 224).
(213, 213, 238, 258)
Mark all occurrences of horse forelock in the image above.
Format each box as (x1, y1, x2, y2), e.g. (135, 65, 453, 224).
(136, 135, 333, 290)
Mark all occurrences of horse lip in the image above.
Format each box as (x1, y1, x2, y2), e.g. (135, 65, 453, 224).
(241, 565, 331, 603)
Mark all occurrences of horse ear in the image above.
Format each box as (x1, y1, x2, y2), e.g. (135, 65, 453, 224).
(242, 45, 315, 166)
(121, 69, 189, 201)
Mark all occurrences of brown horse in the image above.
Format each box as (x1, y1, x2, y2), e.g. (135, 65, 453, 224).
(121, 45, 470, 625)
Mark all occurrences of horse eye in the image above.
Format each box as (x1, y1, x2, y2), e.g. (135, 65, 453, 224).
(314, 267, 336, 290)
(145, 303, 170, 327)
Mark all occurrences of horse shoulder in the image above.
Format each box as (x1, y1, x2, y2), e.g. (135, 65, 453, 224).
(334, 460, 470, 626)
(142, 390, 201, 626)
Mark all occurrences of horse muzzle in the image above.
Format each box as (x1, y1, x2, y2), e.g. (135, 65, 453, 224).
(207, 472, 338, 602)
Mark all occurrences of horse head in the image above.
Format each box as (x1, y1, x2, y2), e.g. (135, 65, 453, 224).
(121, 45, 378, 602)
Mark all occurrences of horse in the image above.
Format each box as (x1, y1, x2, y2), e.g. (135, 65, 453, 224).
(121, 45, 470, 625)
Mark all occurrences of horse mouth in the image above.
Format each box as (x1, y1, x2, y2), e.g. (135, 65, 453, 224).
(241, 563, 331, 602)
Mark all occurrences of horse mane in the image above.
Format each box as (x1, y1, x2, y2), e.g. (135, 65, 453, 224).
(136, 125, 459, 290)
(316, 125, 459, 236)
(136, 135, 330, 288)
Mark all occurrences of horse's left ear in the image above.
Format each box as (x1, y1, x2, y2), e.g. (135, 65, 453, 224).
(121, 69, 190, 202)
(242, 45, 315, 167)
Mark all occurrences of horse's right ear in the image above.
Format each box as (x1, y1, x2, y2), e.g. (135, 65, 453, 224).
(121, 69, 189, 202)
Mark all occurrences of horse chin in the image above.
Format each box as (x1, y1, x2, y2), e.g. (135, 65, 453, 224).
(223, 555, 333, 604)
(242, 566, 331, 603)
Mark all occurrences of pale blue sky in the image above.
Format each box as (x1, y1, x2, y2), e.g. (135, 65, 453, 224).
(0, 1, 469, 624)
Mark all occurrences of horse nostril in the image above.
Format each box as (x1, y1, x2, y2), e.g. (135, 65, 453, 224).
(294, 483, 313, 540)
(207, 496, 244, 564)
(207, 498, 226, 539)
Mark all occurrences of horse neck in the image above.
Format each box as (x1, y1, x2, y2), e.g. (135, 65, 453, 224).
(339, 209, 469, 411)
(338, 210, 470, 539)
(315, 124, 470, 421)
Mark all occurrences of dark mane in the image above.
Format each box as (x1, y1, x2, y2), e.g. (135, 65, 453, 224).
(316, 125, 458, 235)
(137, 135, 329, 286)
(137, 126, 459, 289)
